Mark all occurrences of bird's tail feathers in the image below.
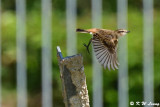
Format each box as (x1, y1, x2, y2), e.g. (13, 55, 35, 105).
(76, 28, 90, 33)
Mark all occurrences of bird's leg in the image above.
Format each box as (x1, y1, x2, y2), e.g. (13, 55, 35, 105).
(83, 38, 92, 54)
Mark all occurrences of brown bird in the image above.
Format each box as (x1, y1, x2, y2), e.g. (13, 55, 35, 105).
(76, 28, 130, 70)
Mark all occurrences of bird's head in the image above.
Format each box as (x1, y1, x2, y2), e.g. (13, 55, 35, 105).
(115, 29, 130, 37)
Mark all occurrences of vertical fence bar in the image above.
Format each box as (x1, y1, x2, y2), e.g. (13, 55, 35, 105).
(0, 0, 1, 106)
(41, 0, 52, 106)
(66, 0, 77, 56)
(117, 0, 128, 107)
(143, 0, 154, 106)
(16, 0, 27, 106)
(91, 0, 103, 106)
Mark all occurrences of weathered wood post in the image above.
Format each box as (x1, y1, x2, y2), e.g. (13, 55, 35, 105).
(57, 46, 90, 107)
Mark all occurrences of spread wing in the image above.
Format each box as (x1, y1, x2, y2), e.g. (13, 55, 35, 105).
(92, 38, 120, 70)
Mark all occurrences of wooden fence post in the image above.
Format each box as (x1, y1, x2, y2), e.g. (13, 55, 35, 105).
(57, 46, 90, 107)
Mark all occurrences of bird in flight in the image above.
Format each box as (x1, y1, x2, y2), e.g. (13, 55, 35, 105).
(76, 28, 130, 70)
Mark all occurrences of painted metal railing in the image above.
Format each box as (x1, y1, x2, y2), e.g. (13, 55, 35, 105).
(41, 0, 53, 107)
(16, 0, 27, 106)
(143, 0, 154, 107)
(117, 0, 128, 107)
(91, 0, 103, 106)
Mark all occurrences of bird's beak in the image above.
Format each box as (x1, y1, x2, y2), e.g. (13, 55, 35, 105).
(127, 31, 130, 33)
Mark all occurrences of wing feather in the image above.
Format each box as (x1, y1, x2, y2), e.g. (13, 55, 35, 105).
(96, 49, 107, 59)
(100, 51, 108, 65)
(111, 55, 115, 70)
(104, 52, 110, 69)
(107, 54, 111, 71)
(95, 48, 105, 55)
(97, 49, 108, 62)
(92, 38, 119, 70)
(113, 53, 119, 69)
(94, 47, 105, 52)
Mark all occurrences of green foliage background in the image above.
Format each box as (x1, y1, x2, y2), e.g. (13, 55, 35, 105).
(1, 0, 160, 106)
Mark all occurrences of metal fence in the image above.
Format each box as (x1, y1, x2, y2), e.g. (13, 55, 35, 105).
(0, 0, 154, 107)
